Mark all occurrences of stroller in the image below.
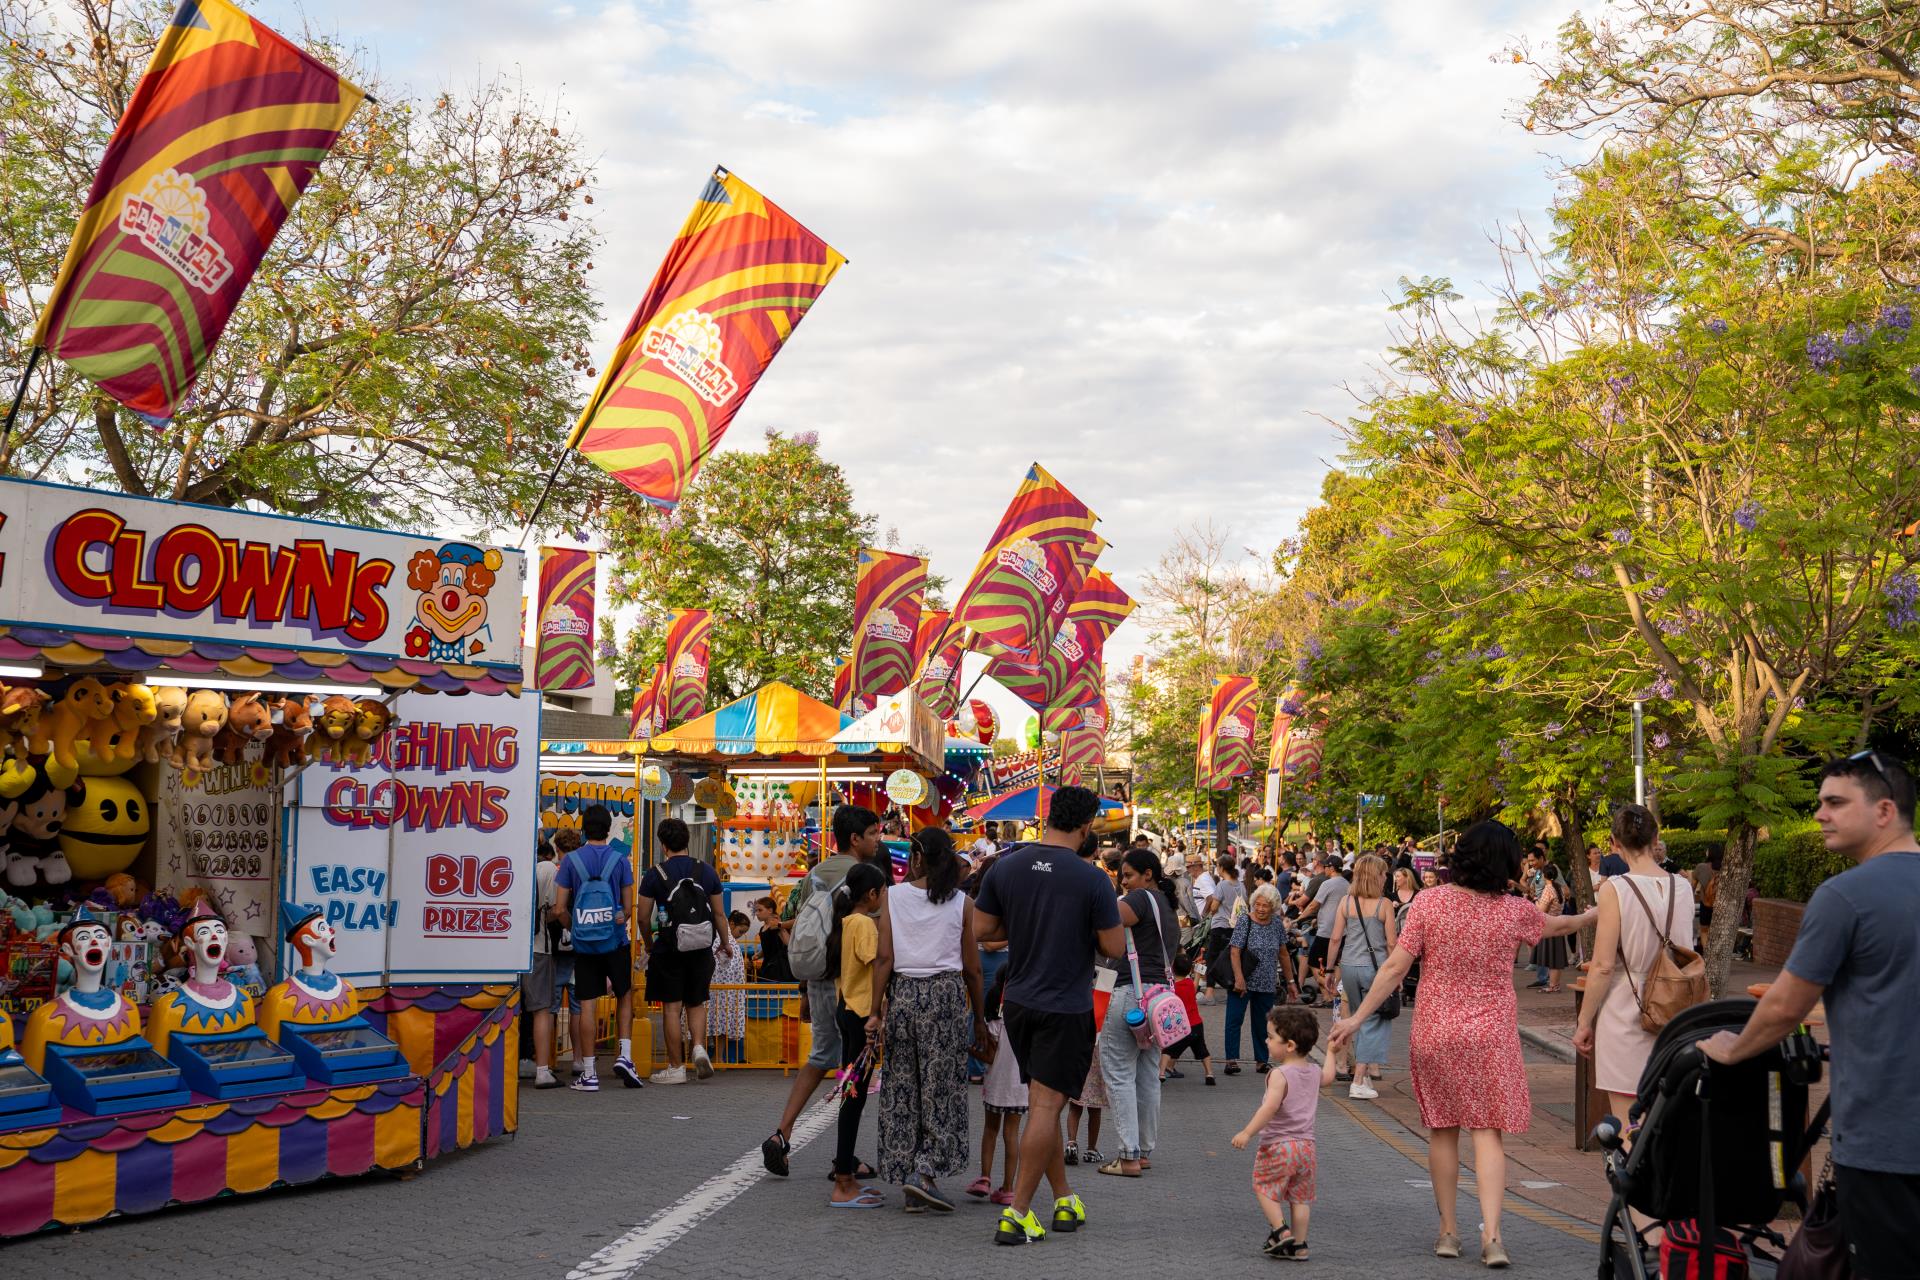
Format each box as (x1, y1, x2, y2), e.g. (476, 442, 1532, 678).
(1594, 998, 1828, 1280)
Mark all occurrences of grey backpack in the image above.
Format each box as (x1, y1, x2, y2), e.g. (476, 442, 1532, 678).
(786, 867, 836, 981)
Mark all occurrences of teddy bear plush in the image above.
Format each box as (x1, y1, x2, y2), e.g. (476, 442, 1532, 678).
(144, 686, 189, 764)
(306, 695, 357, 764)
(343, 699, 396, 767)
(108, 683, 158, 761)
(263, 694, 314, 768)
(174, 690, 230, 774)
(213, 692, 273, 765)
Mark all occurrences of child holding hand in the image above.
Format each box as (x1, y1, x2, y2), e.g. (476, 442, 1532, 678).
(1231, 1005, 1336, 1259)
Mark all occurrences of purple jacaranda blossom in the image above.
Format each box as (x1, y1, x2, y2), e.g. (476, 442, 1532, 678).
(1653, 672, 1675, 699)
(1910, 365, 1920, 388)
(793, 430, 820, 447)
(1843, 323, 1868, 348)
(1606, 374, 1636, 394)
(1294, 656, 1312, 678)
(1886, 571, 1920, 630)
(1610, 528, 1633, 545)
(1573, 564, 1599, 579)
(1705, 318, 1728, 336)
(1881, 303, 1912, 333)
(1305, 636, 1324, 659)
(1643, 584, 1668, 602)
(1651, 731, 1670, 750)
(1280, 698, 1306, 718)
(1658, 615, 1687, 636)
(597, 637, 620, 660)
(1543, 721, 1563, 741)
(1807, 333, 1840, 370)
(1498, 739, 1515, 762)
(1733, 500, 1763, 533)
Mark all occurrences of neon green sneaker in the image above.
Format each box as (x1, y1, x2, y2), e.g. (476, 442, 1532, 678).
(1051, 1193, 1087, 1234)
(996, 1206, 1046, 1246)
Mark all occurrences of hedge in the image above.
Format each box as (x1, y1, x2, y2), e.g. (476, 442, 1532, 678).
(1752, 829, 1853, 903)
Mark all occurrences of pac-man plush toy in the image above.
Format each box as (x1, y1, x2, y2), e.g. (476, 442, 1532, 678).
(59, 774, 151, 881)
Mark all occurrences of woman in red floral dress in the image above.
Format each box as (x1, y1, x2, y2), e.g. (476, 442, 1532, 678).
(1332, 821, 1592, 1269)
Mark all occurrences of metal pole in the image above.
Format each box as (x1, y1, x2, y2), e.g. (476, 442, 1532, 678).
(1632, 700, 1646, 806)
(1, 346, 44, 457)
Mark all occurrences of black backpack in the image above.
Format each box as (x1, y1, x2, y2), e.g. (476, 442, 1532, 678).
(663, 860, 716, 953)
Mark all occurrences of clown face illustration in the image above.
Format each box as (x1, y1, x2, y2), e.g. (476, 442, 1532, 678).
(406, 542, 502, 663)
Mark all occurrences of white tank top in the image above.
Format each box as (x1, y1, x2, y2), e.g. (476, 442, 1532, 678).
(889, 881, 966, 977)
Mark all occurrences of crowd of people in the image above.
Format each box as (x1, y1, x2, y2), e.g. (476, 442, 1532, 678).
(514, 752, 1920, 1277)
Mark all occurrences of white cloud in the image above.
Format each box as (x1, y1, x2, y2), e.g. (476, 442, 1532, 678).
(268, 0, 1588, 697)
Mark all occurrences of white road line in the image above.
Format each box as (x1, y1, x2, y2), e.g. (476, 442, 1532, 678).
(566, 1097, 839, 1280)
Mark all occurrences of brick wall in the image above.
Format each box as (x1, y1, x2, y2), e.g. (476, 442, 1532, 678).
(1752, 898, 1805, 968)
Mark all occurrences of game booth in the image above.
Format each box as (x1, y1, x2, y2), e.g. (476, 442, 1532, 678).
(0, 478, 538, 1236)
(537, 684, 971, 1071)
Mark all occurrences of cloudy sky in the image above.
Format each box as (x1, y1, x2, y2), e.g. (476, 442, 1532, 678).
(260, 0, 1587, 711)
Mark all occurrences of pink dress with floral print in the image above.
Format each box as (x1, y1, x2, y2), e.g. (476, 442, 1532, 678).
(1396, 886, 1543, 1133)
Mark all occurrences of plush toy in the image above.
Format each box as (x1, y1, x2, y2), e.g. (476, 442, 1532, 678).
(108, 683, 158, 761)
(39, 677, 115, 775)
(117, 913, 144, 942)
(264, 695, 314, 768)
(8, 768, 78, 888)
(342, 699, 395, 767)
(175, 885, 210, 913)
(103, 872, 141, 909)
(174, 690, 230, 774)
(306, 695, 357, 764)
(222, 931, 264, 996)
(144, 686, 188, 765)
(2, 890, 33, 935)
(213, 692, 273, 765)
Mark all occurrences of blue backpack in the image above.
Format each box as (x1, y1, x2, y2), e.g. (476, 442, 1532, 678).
(567, 845, 624, 954)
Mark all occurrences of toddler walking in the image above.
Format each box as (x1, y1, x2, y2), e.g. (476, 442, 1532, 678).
(1231, 1005, 1336, 1259)
(968, 966, 1024, 1204)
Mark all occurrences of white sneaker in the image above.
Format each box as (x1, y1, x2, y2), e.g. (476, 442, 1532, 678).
(692, 1046, 714, 1080)
(1350, 1079, 1379, 1100)
(649, 1065, 688, 1085)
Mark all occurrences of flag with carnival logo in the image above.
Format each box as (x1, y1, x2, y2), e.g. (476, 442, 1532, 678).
(533, 547, 596, 690)
(912, 608, 950, 678)
(628, 665, 660, 739)
(949, 464, 1098, 662)
(567, 167, 846, 507)
(1197, 675, 1259, 789)
(32, 0, 365, 422)
(656, 608, 712, 726)
(914, 620, 968, 719)
(849, 548, 925, 706)
(989, 567, 1133, 710)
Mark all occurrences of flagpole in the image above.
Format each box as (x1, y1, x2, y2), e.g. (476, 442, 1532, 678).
(1, 346, 45, 458)
(518, 448, 574, 547)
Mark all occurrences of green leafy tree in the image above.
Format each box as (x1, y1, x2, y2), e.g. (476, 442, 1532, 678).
(0, 0, 600, 529)
(598, 430, 886, 707)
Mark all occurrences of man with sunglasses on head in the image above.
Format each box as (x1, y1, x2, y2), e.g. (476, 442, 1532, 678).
(1700, 751, 1920, 1280)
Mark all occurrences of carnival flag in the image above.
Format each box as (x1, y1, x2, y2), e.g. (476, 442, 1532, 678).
(914, 621, 969, 720)
(989, 567, 1134, 710)
(31, 0, 365, 422)
(1197, 675, 1259, 790)
(533, 547, 596, 690)
(656, 608, 713, 726)
(1264, 688, 1298, 818)
(567, 167, 846, 507)
(949, 464, 1099, 661)
(912, 608, 951, 678)
(628, 666, 659, 740)
(831, 658, 853, 713)
(849, 548, 926, 704)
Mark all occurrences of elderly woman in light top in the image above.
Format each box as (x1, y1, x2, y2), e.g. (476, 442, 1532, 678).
(1224, 884, 1290, 1074)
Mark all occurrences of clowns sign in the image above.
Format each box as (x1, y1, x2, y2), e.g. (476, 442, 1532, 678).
(0, 477, 525, 671)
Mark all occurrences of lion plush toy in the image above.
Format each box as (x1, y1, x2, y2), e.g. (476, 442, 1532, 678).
(264, 695, 313, 768)
(0, 684, 47, 764)
(109, 683, 158, 761)
(174, 690, 230, 774)
(213, 692, 273, 765)
(306, 695, 357, 764)
(342, 699, 396, 767)
(42, 677, 114, 774)
(144, 686, 188, 764)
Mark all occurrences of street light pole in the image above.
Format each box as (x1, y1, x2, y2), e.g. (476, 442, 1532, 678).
(1632, 699, 1647, 806)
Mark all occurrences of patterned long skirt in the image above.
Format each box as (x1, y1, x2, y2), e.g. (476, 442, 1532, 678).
(878, 971, 971, 1183)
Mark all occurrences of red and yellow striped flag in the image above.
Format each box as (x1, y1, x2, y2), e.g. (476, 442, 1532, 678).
(950, 464, 1099, 661)
(911, 608, 950, 678)
(568, 167, 845, 507)
(628, 665, 660, 740)
(656, 608, 712, 726)
(849, 548, 926, 705)
(989, 567, 1133, 710)
(1197, 675, 1259, 790)
(32, 0, 364, 422)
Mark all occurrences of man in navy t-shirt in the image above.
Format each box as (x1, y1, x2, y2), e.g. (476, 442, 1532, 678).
(975, 785, 1123, 1247)
(637, 817, 730, 1085)
(1702, 752, 1920, 1280)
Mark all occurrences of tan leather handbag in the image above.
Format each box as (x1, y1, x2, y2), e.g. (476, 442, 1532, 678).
(1622, 875, 1709, 1033)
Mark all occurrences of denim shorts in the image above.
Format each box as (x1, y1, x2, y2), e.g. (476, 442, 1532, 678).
(806, 978, 841, 1069)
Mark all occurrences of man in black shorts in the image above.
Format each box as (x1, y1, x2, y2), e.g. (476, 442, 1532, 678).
(637, 817, 730, 1085)
(974, 785, 1123, 1246)
(552, 804, 638, 1091)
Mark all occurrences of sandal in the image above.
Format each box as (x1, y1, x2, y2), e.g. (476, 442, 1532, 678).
(829, 1189, 884, 1209)
(1063, 1140, 1079, 1165)
(1263, 1227, 1293, 1257)
(825, 1160, 878, 1180)
(966, 1175, 992, 1198)
(1096, 1159, 1142, 1177)
(1274, 1238, 1310, 1261)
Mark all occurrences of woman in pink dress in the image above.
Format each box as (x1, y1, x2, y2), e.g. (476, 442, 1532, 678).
(1332, 820, 1592, 1269)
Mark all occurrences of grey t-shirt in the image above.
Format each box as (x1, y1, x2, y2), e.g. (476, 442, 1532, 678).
(1784, 850, 1920, 1174)
(1209, 879, 1245, 929)
(1313, 876, 1350, 938)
